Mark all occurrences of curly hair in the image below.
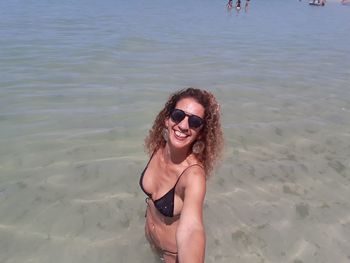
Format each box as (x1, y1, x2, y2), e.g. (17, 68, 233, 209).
(144, 87, 224, 177)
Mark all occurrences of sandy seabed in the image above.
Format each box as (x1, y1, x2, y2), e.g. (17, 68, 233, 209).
(1, 91, 349, 263)
(1, 0, 350, 262)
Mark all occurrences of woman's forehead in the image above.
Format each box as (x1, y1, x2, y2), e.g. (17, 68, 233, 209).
(175, 97, 205, 117)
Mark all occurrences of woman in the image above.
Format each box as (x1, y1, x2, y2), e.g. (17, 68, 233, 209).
(140, 87, 224, 262)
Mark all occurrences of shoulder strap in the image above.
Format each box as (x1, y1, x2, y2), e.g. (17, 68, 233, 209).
(147, 150, 156, 166)
(174, 163, 204, 187)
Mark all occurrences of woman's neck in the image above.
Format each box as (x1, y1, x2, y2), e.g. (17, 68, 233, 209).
(163, 143, 190, 165)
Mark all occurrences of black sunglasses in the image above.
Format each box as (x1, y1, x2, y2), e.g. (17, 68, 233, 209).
(170, 109, 204, 129)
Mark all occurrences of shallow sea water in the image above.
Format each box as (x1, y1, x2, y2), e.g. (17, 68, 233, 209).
(0, 0, 350, 262)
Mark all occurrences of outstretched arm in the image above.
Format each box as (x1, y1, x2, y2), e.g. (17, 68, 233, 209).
(176, 167, 206, 263)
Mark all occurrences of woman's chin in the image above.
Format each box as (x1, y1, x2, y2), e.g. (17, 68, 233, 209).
(169, 137, 192, 151)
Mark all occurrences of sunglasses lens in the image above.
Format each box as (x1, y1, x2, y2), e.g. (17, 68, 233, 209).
(170, 109, 186, 123)
(189, 116, 203, 128)
(170, 109, 204, 129)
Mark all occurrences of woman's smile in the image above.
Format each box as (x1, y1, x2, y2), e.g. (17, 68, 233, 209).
(174, 129, 189, 140)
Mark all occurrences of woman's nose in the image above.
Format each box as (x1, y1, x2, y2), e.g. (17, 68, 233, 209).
(178, 116, 189, 131)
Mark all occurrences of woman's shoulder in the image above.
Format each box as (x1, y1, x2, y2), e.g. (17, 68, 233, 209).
(183, 162, 204, 175)
(184, 155, 205, 176)
(180, 163, 206, 204)
(180, 161, 206, 189)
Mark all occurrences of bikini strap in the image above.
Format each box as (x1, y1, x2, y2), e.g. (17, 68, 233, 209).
(174, 163, 204, 186)
(141, 150, 156, 174)
(146, 150, 157, 166)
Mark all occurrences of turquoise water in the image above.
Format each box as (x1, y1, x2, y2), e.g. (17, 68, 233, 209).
(1, 0, 350, 262)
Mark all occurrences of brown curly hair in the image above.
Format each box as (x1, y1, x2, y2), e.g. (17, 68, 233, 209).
(145, 87, 224, 177)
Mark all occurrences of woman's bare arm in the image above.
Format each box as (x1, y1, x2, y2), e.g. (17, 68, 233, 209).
(176, 166, 206, 263)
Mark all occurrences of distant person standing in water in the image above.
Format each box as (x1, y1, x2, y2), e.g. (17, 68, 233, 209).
(230, 0, 250, 11)
(140, 88, 224, 263)
(245, 0, 250, 11)
(236, 0, 241, 10)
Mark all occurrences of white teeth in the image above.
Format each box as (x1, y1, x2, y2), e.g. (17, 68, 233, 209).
(175, 130, 187, 138)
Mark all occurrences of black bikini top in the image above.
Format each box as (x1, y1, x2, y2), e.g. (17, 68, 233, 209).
(139, 153, 202, 218)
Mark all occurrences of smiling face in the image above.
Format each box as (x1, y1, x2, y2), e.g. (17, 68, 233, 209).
(165, 97, 205, 151)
